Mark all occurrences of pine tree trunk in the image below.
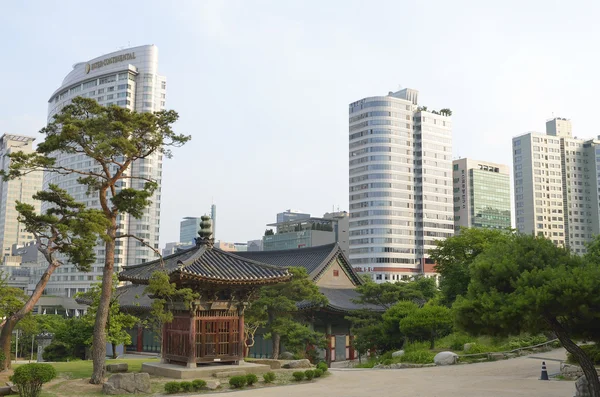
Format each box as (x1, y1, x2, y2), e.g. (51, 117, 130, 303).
(90, 219, 117, 384)
(548, 317, 600, 397)
(272, 333, 281, 360)
(0, 259, 59, 370)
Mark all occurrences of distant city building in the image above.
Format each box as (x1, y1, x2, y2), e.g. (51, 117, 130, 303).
(0, 134, 43, 259)
(247, 239, 263, 252)
(215, 241, 237, 251)
(513, 117, 600, 254)
(211, 204, 217, 240)
(180, 217, 201, 245)
(263, 211, 349, 252)
(322, 211, 349, 257)
(349, 88, 453, 282)
(276, 209, 311, 224)
(43, 45, 167, 296)
(162, 241, 193, 256)
(452, 158, 511, 231)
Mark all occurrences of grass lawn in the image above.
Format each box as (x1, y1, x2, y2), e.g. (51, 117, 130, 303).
(14, 358, 160, 380)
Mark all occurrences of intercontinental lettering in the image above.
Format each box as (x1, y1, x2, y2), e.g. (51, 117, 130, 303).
(89, 52, 136, 72)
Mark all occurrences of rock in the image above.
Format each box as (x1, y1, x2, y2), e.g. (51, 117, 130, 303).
(391, 350, 405, 358)
(106, 363, 128, 373)
(283, 359, 311, 369)
(214, 370, 245, 379)
(251, 359, 281, 369)
(463, 343, 474, 352)
(0, 386, 11, 396)
(434, 351, 458, 366)
(5, 382, 17, 393)
(574, 375, 599, 397)
(279, 352, 295, 360)
(205, 380, 221, 390)
(102, 373, 150, 395)
(488, 353, 505, 361)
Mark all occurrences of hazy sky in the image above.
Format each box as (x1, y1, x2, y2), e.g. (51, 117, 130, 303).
(2, 0, 600, 246)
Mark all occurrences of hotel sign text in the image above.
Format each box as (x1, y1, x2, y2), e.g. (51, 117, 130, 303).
(86, 52, 136, 74)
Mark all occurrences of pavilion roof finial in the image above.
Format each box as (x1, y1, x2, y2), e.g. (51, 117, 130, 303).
(196, 214, 214, 248)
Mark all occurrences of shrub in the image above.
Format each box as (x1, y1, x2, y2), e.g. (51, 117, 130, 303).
(292, 371, 305, 381)
(192, 379, 206, 390)
(41, 341, 71, 362)
(464, 343, 492, 354)
(568, 344, 600, 365)
(180, 381, 193, 392)
(399, 350, 435, 364)
(382, 359, 393, 365)
(10, 363, 57, 397)
(164, 382, 181, 394)
(436, 332, 473, 351)
(304, 370, 315, 380)
(316, 362, 328, 372)
(263, 371, 276, 383)
(313, 369, 323, 378)
(245, 374, 258, 386)
(229, 375, 247, 388)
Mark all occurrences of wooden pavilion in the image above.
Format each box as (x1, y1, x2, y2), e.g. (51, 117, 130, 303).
(118, 216, 291, 367)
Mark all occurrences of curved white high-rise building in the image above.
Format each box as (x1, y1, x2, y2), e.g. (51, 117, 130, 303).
(44, 45, 166, 297)
(349, 89, 453, 283)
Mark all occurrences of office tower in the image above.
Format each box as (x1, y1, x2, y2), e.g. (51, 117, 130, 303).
(276, 209, 311, 223)
(211, 204, 217, 240)
(513, 117, 600, 254)
(44, 45, 166, 296)
(180, 217, 201, 245)
(0, 134, 43, 259)
(452, 158, 511, 231)
(349, 88, 453, 282)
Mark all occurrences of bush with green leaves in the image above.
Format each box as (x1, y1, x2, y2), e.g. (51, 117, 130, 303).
(316, 362, 328, 372)
(164, 382, 181, 394)
(292, 371, 305, 381)
(263, 372, 276, 383)
(398, 350, 435, 364)
(179, 381, 193, 392)
(313, 368, 323, 378)
(229, 375, 247, 388)
(245, 373, 258, 386)
(41, 341, 71, 362)
(382, 359, 393, 365)
(304, 370, 315, 380)
(567, 344, 600, 365)
(10, 363, 57, 397)
(192, 379, 206, 390)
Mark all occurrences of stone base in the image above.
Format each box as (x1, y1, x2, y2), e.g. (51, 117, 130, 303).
(141, 361, 272, 380)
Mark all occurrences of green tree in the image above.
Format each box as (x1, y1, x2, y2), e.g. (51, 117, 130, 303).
(381, 301, 419, 348)
(0, 185, 108, 370)
(454, 234, 600, 396)
(3, 97, 190, 383)
(352, 279, 428, 310)
(429, 227, 510, 306)
(245, 267, 326, 359)
(399, 305, 453, 349)
(52, 317, 94, 360)
(77, 275, 139, 359)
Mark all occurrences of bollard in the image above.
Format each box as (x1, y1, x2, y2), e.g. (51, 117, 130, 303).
(540, 361, 549, 380)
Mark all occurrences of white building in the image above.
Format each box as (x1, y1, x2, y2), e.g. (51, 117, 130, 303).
(0, 134, 43, 259)
(513, 117, 600, 254)
(349, 88, 454, 282)
(43, 45, 166, 296)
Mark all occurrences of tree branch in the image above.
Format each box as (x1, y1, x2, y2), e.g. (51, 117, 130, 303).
(115, 234, 163, 265)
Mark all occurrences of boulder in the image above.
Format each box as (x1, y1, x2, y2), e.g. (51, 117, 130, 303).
(106, 363, 128, 373)
(574, 375, 598, 397)
(488, 353, 505, 361)
(391, 350, 405, 358)
(205, 380, 221, 390)
(102, 373, 151, 395)
(283, 359, 311, 369)
(214, 370, 245, 379)
(5, 382, 17, 393)
(434, 351, 458, 366)
(279, 352, 295, 360)
(0, 386, 11, 396)
(251, 359, 281, 369)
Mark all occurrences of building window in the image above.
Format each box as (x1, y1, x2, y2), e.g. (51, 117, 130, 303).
(333, 270, 339, 277)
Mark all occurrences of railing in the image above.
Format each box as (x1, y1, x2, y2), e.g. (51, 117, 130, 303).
(459, 338, 559, 359)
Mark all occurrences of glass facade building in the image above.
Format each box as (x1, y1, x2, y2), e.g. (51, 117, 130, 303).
(452, 158, 511, 231)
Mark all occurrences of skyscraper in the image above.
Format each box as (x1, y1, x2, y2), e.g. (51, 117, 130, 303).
(0, 134, 43, 259)
(513, 117, 600, 254)
(180, 217, 201, 245)
(349, 88, 454, 282)
(43, 45, 166, 296)
(452, 158, 511, 231)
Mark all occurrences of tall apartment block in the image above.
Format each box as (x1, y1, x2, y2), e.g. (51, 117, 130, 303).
(44, 45, 166, 296)
(0, 134, 43, 259)
(180, 217, 201, 245)
(513, 117, 600, 254)
(349, 88, 454, 282)
(452, 158, 511, 231)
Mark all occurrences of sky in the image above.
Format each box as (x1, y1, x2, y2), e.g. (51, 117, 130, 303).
(1, 0, 600, 247)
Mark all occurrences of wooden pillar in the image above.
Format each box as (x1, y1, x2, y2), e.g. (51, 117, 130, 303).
(238, 306, 245, 363)
(136, 326, 143, 353)
(326, 322, 332, 367)
(187, 311, 196, 368)
(161, 322, 169, 364)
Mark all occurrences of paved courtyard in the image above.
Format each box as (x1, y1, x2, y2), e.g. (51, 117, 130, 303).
(234, 349, 575, 397)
